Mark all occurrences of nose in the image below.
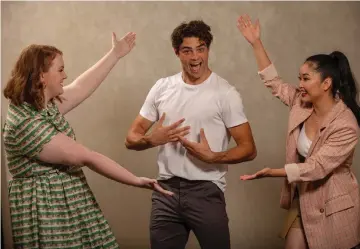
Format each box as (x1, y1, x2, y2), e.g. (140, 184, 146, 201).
(298, 79, 304, 88)
(63, 72, 68, 79)
(190, 51, 199, 60)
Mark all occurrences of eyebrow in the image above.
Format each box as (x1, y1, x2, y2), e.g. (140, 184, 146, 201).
(180, 44, 206, 50)
(299, 73, 310, 76)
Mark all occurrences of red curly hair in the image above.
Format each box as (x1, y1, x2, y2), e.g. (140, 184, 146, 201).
(4, 44, 63, 110)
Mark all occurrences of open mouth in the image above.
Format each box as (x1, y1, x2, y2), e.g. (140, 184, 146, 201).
(190, 62, 202, 73)
(300, 90, 308, 97)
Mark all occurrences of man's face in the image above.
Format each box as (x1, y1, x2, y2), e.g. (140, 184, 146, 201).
(177, 37, 209, 83)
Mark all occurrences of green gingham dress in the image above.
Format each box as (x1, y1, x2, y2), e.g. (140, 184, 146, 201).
(3, 100, 119, 249)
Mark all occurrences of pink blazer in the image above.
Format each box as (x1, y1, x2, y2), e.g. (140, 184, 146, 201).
(259, 64, 360, 249)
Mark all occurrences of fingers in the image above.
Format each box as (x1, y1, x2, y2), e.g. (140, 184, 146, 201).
(169, 137, 180, 142)
(175, 130, 190, 139)
(177, 136, 194, 149)
(237, 14, 253, 30)
(244, 14, 252, 27)
(199, 128, 208, 144)
(125, 32, 136, 45)
(176, 128, 207, 146)
(240, 15, 246, 27)
(240, 168, 268, 181)
(123, 32, 136, 41)
(169, 131, 190, 142)
(178, 129, 190, 137)
(158, 113, 166, 126)
(254, 19, 260, 29)
(237, 16, 245, 30)
(169, 126, 190, 139)
(113, 32, 136, 51)
(240, 174, 256, 181)
(153, 183, 174, 196)
(237, 18, 245, 32)
(114, 31, 135, 41)
(124, 33, 136, 51)
(167, 121, 189, 142)
(177, 137, 198, 155)
(177, 135, 187, 144)
(171, 126, 190, 134)
(240, 173, 258, 180)
(112, 32, 117, 44)
(168, 118, 186, 130)
(237, 16, 242, 24)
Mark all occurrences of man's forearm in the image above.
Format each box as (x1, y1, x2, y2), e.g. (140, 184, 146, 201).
(125, 133, 155, 151)
(211, 144, 257, 164)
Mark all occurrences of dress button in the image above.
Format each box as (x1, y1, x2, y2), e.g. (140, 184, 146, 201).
(320, 208, 324, 213)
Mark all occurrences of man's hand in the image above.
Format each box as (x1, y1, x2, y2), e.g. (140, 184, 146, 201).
(147, 113, 190, 146)
(178, 128, 216, 163)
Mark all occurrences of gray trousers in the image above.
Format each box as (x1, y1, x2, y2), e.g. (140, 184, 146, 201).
(150, 177, 230, 249)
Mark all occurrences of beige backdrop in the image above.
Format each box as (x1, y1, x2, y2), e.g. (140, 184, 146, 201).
(1, 1, 360, 249)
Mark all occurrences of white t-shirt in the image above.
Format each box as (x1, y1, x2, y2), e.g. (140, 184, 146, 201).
(140, 72, 248, 191)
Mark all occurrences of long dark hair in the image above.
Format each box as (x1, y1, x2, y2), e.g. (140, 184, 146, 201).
(306, 51, 360, 126)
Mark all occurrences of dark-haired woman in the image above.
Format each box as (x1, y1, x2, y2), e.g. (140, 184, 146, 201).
(237, 15, 360, 249)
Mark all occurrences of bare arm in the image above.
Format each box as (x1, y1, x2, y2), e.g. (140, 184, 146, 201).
(57, 32, 136, 115)
(240, 168, 286, 181)
(38, 133, 141, 185)
(211, 123, 257, 164)
(125, 113, 190, 151)
(237, 14, 298, 107)
(125, 115, 155, 151)
(37, 133, 173, 195)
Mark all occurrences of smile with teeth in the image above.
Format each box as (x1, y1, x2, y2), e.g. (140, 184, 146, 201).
(300, 90, 308, 96)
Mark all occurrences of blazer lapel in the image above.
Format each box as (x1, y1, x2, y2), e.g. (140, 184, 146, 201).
(288, 104, 313, 145)
(307, 100, 347, 157)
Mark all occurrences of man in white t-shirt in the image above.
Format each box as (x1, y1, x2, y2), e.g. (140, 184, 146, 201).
(125, 20, 257, 249)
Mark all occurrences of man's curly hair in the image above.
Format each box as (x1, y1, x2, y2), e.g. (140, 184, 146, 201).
(171, 20, 213, 54)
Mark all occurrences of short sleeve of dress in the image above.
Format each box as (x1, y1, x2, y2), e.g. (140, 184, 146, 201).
(13, 116, 59, 159)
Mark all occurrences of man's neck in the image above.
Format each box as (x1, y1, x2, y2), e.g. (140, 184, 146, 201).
(182, 68, 212, 85)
